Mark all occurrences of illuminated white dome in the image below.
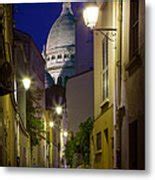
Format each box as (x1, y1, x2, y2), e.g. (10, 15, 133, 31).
(46, 2, 75, 54)
(45, 2, 76, 87)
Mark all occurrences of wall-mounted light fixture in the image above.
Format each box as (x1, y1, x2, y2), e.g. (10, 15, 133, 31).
(63, 130, 68, 138)
(22, 77, 31, 90)
(49, 121, 54, 128)
(55, 105, 63, 115)
(83, 3, 99, 29)
(83, 3, 117, 42)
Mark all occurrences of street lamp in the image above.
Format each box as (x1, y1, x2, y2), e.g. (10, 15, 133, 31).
(83, 3, 117, 41)
(83, 4, 99, 29)
(22, 77, 31, 90)
(49, 121, 54, 128)
(55, 106, 63, 115)
(63, 130, 68, 138)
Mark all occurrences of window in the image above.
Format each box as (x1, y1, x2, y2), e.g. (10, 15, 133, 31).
(57, 54, 62, 59)
(104, 128, 108, 143)
(95, 153, 102, 163)
(102, 37, 109, 101)
(130, 0, 139, 59)
(96, 132, 102, 151)
(51, 56, 55, 60)
(64, 54, 69, 59)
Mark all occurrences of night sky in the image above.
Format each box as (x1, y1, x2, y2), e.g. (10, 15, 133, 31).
(13, 2, 81, 52)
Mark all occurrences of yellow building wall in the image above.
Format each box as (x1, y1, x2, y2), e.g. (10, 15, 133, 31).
(19, 122, 31, 167)
(91, 107, 114, 169)
(0, 95, 15, 166)
(45, 110, 53, 167)
(120, 0, 145, 169)
(0, 5, 15, 166)
(93, 2, 117, 118)
(91, 2, 117, 169)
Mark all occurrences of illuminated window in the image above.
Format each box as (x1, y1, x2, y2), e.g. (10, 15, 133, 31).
(102, 37, 109, 101)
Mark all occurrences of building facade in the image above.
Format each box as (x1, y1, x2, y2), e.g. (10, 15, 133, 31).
(0, 5, 32, 167)
(0, 4, 16, 166)
(90, 0, 145, 169)
(14, 34, 32, 167)
(43, 2, 76, 86)
(120, 0, 145, 169)
(14, 30, 46, 167)
(90, 2, 117, 169)
(66, 70, 94, 134)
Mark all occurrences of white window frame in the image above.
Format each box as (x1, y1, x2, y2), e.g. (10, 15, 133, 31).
(102, 37, 109, 102)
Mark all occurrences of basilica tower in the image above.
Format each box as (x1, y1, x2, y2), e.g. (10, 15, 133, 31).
(44, 2, 76, 87)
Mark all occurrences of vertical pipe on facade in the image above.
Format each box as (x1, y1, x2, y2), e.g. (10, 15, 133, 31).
(118, 0, 123, 169)
(119, 0, 123, 107)
(114, 0, 123, 169)
(113, 0, 117, 169)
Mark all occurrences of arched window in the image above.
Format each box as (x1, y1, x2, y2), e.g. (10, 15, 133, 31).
(57, 54, 62, 59)
(64, 54, 69, 59)
(51, 56, 55, 60)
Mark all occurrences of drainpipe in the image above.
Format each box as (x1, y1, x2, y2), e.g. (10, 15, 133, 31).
(115, 0, 123, 169)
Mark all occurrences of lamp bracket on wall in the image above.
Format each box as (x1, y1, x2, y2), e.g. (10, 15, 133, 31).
(94, 28, 117, 42)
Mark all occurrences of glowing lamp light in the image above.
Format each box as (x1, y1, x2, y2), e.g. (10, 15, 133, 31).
(49, 121, 54, 128)
(63, 130, 68, 138)
(83, 5, 99, 29)
(22, 77, 31, 90)
(55, 106, 63, 115)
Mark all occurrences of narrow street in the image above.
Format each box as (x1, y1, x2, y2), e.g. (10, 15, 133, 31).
(0, 1, 145, 170)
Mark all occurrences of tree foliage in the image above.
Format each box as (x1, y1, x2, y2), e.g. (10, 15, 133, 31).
(26, 88, 45, 147)
(64, 117, 93, 168)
